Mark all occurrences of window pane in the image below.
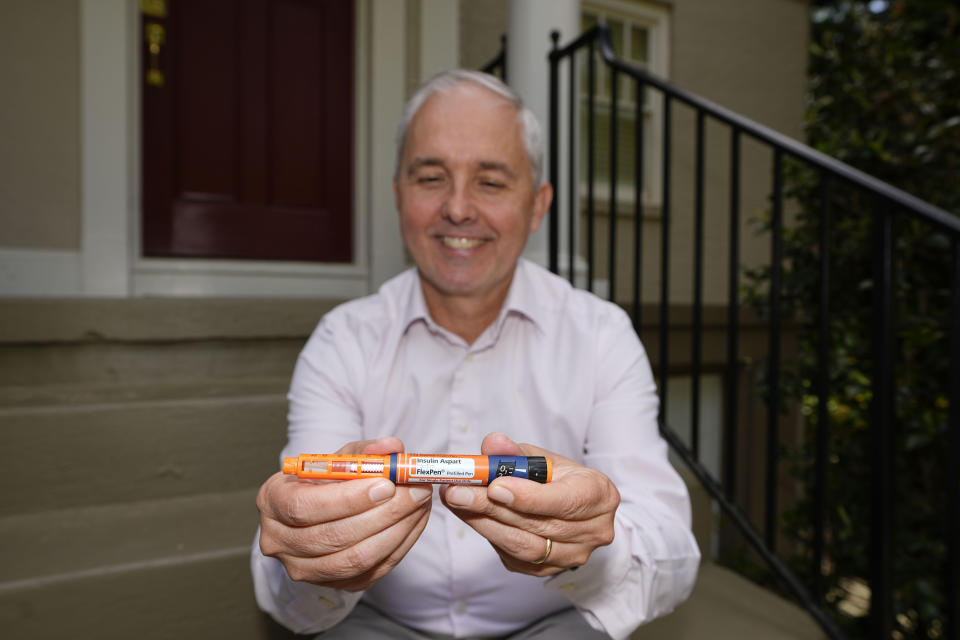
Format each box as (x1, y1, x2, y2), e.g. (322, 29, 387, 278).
(631, 25, 648, 64)
(608, 18, 624, 56)
(582, 11, 597, 32)
(580, 106, 638, 191)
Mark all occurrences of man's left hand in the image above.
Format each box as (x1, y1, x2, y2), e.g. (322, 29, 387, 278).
(439, 432, 620, 577)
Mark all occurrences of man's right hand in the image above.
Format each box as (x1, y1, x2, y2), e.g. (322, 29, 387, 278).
(256, 437, 432, 591)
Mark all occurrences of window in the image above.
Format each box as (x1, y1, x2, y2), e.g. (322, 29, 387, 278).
(580, 1, 669, 209)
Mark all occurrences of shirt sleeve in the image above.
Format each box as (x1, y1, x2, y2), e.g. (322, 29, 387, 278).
(544, 306, 701, 639)
(250, 312, 371, 633)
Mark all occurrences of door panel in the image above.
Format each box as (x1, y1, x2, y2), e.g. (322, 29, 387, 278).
(142, 0, 354, 262)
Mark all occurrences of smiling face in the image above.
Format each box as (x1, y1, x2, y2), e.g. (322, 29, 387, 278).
(394, 83, 552, 320)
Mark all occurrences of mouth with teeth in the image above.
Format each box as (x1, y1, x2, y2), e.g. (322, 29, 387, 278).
(441, 236, 486, 250)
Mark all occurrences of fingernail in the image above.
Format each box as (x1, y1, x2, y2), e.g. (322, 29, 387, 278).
(408, 485, 433, 503)
(445, 486, 474, 507)
(368, 480, 395, 503)
(488, 484, 514, 505)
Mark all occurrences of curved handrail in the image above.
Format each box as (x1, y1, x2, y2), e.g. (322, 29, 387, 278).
(552, 24, 959, 233)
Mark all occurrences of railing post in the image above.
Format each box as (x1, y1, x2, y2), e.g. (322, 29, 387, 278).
(608, 66, 619, 301)
(632, 78, 645, 331)
(813, 171, 832, 604)
(501, 34, 508, 83)
(949, 236, 960, 640)
(548, 31, 560, 275)
(567, 45, 577, 285)
(586, 38, 596, 292)
(723, 126, 741, 501)
(658, 92, 672, 428)
(766, 149, 783, 552)
(691, 110, 705, 460)
(869, 198, 894, 640)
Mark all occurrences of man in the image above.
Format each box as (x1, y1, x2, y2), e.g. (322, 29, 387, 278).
(252, 70, 699, 639)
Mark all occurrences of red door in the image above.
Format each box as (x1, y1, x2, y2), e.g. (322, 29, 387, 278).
(142, 0, 354, 262)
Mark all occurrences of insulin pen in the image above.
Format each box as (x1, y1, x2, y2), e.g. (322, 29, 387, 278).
(283, 453, 552, 485)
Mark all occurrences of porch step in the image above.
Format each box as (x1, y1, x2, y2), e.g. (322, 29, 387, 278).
(0, 299, 321, 639)
(0, 338, 306, 387)
(636, 562, 828, 640)
(0, 489, 294, 640)
(0, 379, 290, 515)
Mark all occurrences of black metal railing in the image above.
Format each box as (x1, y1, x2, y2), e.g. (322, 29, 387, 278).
(480, 35, 507, 81)
(544, 25, 960, 640)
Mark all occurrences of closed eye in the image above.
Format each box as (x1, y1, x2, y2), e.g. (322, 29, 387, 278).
(417, 174, 446, 185)
(478, 175, 507, 189)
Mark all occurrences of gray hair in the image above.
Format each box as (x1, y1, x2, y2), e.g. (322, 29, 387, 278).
(394, 69, 545, 186)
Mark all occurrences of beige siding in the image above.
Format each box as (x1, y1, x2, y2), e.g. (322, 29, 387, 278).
(671, 0, 809, 304)
(459, 0, 509, 71)
(0, 0, 81, 250)
(406, 0, 421, 98)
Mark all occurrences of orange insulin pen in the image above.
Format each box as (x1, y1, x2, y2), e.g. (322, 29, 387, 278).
(283, 453, 552, 485)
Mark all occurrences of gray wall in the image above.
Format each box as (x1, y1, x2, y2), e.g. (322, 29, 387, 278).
(0, 0, 81, 250)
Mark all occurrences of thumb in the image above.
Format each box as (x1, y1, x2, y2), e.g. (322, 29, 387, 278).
(480, 432, 524, 456)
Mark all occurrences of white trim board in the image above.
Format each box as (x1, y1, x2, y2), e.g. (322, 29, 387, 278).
(0, 249, 82, 297)
(133, 259, 369, 298)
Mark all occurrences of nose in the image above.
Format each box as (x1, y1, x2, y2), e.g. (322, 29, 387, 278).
(442, 181, 476, 224)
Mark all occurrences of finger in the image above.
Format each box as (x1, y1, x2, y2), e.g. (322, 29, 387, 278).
(480, 433, 620, 520)
(453, 512, 578, 576)
(489, 467, 620, 520)
(257, 472, 398, 526)
(280, 500, 431, 588)
(263, 485, 433, 557)
(444, 465, 618, 523)
(319, 506, 432, 591)
(336, 436, 405, 455)
(443, 489, 612, 545)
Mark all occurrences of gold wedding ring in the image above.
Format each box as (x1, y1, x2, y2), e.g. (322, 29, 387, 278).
(531, 537, 553, 565)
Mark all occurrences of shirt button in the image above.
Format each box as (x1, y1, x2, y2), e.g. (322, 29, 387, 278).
(456, 528, 467, 539)
(559, 583, 576, 593)
(455, 600, 468, 614)
(458, 423, 469, 433)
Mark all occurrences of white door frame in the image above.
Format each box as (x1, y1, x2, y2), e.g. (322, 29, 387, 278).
(73, 0, 408, 299)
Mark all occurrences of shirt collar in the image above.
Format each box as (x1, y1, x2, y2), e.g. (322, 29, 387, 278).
(399, 259, 546, 340)
(500, 259, 546, 332)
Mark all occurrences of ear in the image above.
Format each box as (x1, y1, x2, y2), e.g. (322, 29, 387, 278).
(528, 182, 553, 234)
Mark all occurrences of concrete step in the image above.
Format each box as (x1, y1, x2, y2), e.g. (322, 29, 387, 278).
(0, 338, 307, 387)
(0, 298, 337, 387)
(0, 379, 290, 515)
(0, 488, 256, 586)
(0, 489, 295, 640)
(1, 549, 296, 640)
(636, 562, 827, 640)
(0, 377, 290, 408)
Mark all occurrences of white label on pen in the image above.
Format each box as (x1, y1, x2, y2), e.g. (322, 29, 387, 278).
(410, 457, 475, 478)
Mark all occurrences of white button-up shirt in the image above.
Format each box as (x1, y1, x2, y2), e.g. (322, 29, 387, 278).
(252, 259, 700, 639)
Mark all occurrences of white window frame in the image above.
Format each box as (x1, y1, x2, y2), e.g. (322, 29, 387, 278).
(580, 0, 670, 212)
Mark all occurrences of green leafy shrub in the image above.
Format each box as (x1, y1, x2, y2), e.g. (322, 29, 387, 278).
(743, 1, 959, 637)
